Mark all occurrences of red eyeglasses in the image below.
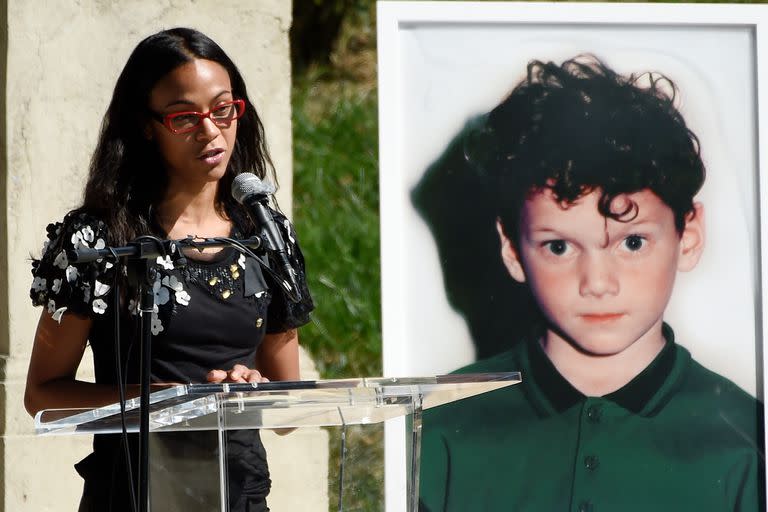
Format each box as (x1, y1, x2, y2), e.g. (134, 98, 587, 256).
(150, 99, 246, 134)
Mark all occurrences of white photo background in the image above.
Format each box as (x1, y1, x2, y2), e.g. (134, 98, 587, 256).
(385, 23, 758, 396)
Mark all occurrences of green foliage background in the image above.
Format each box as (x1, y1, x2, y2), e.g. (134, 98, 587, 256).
(293, 82, 380, 378)
(292, 1, 380, 380)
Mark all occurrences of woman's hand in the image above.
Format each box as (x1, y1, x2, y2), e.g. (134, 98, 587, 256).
(205, 364, 270, 384)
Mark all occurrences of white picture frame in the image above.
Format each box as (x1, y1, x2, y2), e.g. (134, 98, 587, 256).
(377, 1, 768, 510)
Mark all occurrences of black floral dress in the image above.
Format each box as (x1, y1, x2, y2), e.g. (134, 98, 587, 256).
(30, 210, 314, 512)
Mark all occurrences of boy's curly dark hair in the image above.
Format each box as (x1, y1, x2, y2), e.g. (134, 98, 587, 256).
(471, 55, 705, 242)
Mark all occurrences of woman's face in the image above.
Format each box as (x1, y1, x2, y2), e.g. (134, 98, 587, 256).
(146, 58, 238, 187)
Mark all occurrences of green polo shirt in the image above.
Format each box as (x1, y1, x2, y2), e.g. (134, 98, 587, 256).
(420, 327, 764, 511)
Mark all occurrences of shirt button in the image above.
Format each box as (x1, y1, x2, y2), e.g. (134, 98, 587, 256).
(586, 404, 602, 423)
(578, 500, 593, 512)
(584, 455, 600, 471)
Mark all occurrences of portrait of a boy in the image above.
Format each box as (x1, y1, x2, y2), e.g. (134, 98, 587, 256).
(418, 56, 764, 512)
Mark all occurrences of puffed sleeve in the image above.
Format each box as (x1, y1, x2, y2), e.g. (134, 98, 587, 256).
(265, 210, 314, 333)
(30, 212, 117, 321)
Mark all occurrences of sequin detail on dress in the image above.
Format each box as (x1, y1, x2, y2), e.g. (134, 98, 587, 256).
(183, 253, 247, 301)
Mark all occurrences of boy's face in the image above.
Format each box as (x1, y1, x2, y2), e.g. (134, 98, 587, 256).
(498, 188, 704, 356)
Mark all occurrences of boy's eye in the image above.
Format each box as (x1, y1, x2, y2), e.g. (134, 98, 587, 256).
(544, 240, 570, 256)
(623, 234, 646, 252)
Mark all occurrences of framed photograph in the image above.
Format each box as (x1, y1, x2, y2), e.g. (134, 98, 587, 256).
(378, 1, 768, 510)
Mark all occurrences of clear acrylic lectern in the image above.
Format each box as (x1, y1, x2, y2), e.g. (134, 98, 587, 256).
(35, 373, 520, 511)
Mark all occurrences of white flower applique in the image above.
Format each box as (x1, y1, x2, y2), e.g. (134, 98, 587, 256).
(94, 280, 111, 297)
(156, 255, 174, 270)
(238, 254, 247, 269)
(71, 226, 95, 250)
(153, 278, 170, 305)
(175, 289, 191, 306)
(82, 225, 95, 243)
(47, 300, 56, 314)
(92, 298, 107, 315)
(53, 250, 68, 270)
(52, 307, 67, 323)
(162, 275, 190, 306)
(65, 265, 79, 283)
(151, 312, 164, 335)
(32, 277, 47, 292)
(162, 275, 182, 291)
(51, 278, 62, 294)
(70, 231, 85, 250)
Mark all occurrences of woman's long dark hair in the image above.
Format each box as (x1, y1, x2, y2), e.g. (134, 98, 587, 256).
(80, 27, 275, 244)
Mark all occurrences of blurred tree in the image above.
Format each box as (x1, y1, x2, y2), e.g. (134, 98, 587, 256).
(290, 0, 373, 71)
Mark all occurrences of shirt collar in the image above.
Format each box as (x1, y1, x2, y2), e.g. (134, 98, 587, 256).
(526, 323, 677, 414)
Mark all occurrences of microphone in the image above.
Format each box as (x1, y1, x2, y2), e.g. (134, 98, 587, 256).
(231, 173, 302, 300)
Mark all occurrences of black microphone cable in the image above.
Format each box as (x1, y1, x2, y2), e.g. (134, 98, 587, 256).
(111, 253, 138, 512)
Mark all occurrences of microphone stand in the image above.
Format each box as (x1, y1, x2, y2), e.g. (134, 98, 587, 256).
(128, 254, 156, 512)
(69, 235, 262, 512)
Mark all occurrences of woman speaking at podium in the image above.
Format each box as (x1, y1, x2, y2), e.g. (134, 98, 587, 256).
(23, 28, 313, 512)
